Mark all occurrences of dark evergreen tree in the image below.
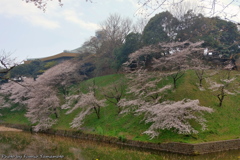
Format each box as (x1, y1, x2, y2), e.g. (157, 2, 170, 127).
(142, 11, 179, 45)
(9, 60, 57, 80)
(114, 32, 142, 70)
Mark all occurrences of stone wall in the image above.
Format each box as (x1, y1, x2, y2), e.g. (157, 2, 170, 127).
(2, 123, 240, 155)
(193, 139, 240, 154)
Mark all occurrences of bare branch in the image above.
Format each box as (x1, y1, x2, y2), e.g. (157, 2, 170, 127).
(103, 79, 125, 114)
(137, 0, 240, 20)
(23, 0, 91, 11)
(0, 50, 18, 73)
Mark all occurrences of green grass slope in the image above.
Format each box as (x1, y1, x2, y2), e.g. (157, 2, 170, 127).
(2, 70, 240, 144)
(0, 103, 29, 125)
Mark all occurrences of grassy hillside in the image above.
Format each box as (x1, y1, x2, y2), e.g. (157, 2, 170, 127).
(2, 70, 240, 144)
(0, 103, 29, 125)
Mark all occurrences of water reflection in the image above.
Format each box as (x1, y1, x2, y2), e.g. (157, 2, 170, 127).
(0, 131, 239, 160)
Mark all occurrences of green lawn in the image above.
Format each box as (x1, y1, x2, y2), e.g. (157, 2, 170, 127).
(0, 103, 30, 125)
(2, 70, 240, 144)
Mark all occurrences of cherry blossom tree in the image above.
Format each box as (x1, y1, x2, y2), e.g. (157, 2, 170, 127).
(0, 77, 33, 118)
(37, 60, 83, 101)
(118, 69, 172, 114)
(36, 60, 81, 87)
(136, 99, 213, 139)
(0, 75, 61, 132)
(151, 41, 205, 71)
(0, 96, 11, 113)
(117, 98, 146, 115)
(125, 69, 164, 98)
(170, 69, 185, 89)
(194, 66, 213, 88)
(25, 84, 60, 131)
(124, 41, 205, 71)
(116, 69, 214, 139)
(116, 69, 213, 139)
(216, 86, 227, 107)
(195, 69, 205, 88)
(0, 77, 34, 104)
(123, 41, 206, 94)
(23, 0, 62, 10)
(25, 60, 83, 131)
(123, 45, 160, 71)
(23, 0, 91, 11)
(205, 72, 239, 107)
(64, 80, 105, 129)
(0, 60, 84, 131)
(67, 91, 105, 129)
(103, 79, 126, 114)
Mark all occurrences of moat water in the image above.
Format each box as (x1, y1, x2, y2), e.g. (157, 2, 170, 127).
(0, 131, 239, 160)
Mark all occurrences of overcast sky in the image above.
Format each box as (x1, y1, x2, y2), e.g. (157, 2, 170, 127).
(1, 0, 239, 63)
(0, 0, 145, 62)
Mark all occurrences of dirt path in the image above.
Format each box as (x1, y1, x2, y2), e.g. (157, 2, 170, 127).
(0, 126, 22, 132)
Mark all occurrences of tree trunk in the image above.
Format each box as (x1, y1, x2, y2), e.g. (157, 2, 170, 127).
(217, 86, 226, 107)
(199, 78, 203, 87)
(53, 108, 59, 118)
(173, 79, 177, 89)
(93, 106, 100, 119)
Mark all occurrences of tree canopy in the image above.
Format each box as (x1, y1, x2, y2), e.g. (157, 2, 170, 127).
(141, 11, 240, 57)
(142, 11, 175, 45)
(9, 60, 57, 80)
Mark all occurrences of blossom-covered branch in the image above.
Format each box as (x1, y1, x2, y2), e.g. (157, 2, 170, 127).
(23, 0, 91, 11)
(124, 41, 205, 71)
(0, 60, 84, 131)
(67, 91, 106, 129)
(136, 99, 213, 139)
(103, 79, 126, 114)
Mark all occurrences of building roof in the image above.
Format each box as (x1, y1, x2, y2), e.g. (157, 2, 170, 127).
(24, 52, 79, 64)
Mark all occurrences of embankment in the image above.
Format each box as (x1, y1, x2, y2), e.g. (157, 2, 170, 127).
(1, 123, 240, 155)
